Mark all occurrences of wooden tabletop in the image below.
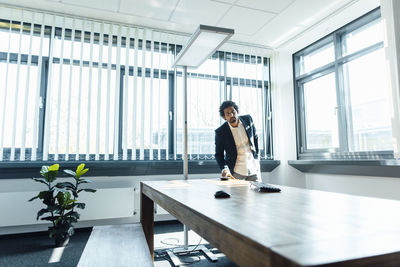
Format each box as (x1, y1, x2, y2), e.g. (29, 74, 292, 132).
(141, 179, 400, 266)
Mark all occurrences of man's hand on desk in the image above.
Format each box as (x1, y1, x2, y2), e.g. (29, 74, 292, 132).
(222, 165, 230, 177)
(222, 166, 236, 179)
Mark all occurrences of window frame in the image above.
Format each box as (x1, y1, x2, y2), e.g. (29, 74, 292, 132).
(293, 7, 392, 160)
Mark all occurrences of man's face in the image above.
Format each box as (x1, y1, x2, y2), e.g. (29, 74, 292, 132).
(223, 106, 238, 125)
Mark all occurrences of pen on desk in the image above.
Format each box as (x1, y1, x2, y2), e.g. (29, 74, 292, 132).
(227, 173, 237, 180)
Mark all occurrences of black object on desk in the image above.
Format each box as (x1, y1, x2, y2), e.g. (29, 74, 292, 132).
(250, 182, 281, 193)
(214, 190, 231, 198)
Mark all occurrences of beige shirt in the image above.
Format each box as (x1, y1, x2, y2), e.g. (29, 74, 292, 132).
(228, 119, 259, 176)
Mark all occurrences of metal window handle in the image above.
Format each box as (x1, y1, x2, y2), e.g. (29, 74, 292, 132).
(169, 111, 173, 120)
(334, 106, 338, 116)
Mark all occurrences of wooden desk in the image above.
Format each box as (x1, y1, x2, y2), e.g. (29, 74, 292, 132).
(141, 179, 400, 266)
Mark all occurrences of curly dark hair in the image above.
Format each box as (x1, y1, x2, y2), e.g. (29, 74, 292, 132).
(219, 100, 239, 118)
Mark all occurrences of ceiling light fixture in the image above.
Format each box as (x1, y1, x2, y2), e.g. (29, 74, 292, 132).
(172, 25, 234, 68)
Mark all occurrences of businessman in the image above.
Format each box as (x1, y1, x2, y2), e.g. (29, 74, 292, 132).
(215, 100, 260, 181)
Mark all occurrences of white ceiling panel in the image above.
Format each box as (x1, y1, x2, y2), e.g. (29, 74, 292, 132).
(119, 0, 179, 21)
(282, 0, 380, 52)
(256, 0, 354, 47)
(210, 0, 237, 3)
(217, 6, 274, 35)
(235, 0, 295, 13)
(61, 0, 119, 12)
(2, 0, 375, 48)
(170, 0, 231, 26)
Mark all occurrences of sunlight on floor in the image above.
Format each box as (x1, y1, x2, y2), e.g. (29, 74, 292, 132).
(48, 247, 65, 263)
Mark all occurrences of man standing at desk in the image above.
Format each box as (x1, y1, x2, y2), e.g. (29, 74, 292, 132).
(215, 100, 260, 181)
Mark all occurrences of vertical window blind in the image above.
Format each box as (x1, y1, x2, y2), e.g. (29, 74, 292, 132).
(0, 8, 272, 162)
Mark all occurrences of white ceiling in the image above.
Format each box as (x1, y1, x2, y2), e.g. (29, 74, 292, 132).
(2, 0, 360, 48)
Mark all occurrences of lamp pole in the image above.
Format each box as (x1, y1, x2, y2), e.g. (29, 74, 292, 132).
(167, 25, 234, 266)
(183, 65, 188, 181)
(182, 65, 189, 250)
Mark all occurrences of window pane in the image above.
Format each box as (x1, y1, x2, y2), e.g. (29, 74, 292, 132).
(303, 73, 339, 149)
(122, 72, 168, 157)
(48, 64, 116, 156)
(0, 22, 49, 57)
(232, 84, 265, 152)
(194, 54, 219, 76)
(177, 75, 221, 159)
(342, 18, 383, 56)
(343, 48, 392, 151)
(299, 42, 334, 75)
(0, 63, 39, 150)
(227, 54, 260, 80)
(228, 54, 269, 158)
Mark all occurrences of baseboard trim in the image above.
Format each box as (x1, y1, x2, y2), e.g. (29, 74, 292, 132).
(0, 214, 175, 235)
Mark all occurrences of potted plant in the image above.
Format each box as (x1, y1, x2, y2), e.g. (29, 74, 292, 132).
(29, 163, 96, 247)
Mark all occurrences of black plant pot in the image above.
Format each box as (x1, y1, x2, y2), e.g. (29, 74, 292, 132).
(55, 235, 70, 247)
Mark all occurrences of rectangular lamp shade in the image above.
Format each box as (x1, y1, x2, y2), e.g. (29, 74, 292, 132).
(172, 25, 234, 68)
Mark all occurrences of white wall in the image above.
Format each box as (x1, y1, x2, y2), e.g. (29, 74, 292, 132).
(267, 50, 306, 187)
(0, 173, 212, 234)
(0, 171, 273, 235)
(270, 0, 400, 200)
(0, 174, 149, 234)
(306, 173, 400, 200)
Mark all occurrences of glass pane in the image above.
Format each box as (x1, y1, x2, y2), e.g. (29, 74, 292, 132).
(48, 64, 117, 156)
(303, 73, 339, 150)
(342, 18, 383, 56)
(0, 63, 39, 151)
(227, 54, 260, 80)
(232, 84, 265, 153)
(227, 53, 269, 158)
(176, 75, 221, 159)
(123, 71, 168, 157)
(0, 22, 50, 57)
(299, 42, 334, 75)
(343, 48, 392, 151)
(195, 55, 219, 76)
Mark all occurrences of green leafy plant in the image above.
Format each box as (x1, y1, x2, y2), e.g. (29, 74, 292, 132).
(29, 163, 96, 246)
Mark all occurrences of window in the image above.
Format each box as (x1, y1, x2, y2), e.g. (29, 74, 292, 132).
(176, 52, 272, 160)
(0, 9, 272, 163)
(293, 8, 392, 159)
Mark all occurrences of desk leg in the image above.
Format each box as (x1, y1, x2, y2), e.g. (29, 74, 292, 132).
(140, 189, 154, 260)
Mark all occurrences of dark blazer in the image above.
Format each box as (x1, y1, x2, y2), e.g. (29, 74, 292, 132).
(214, 115, 259, 174)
